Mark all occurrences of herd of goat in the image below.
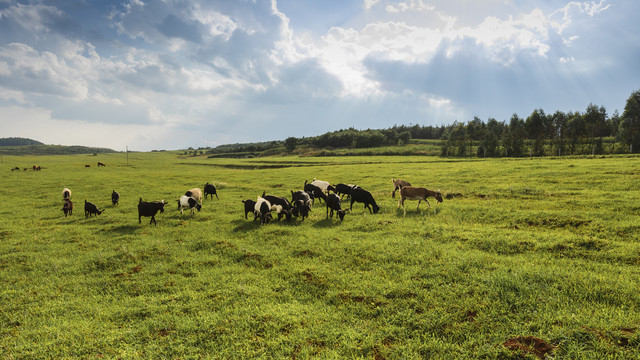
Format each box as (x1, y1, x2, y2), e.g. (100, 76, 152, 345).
(59, 179, 443, 226)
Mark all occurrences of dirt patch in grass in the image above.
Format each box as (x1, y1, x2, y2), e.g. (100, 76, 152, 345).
(503, 336, 554, 359)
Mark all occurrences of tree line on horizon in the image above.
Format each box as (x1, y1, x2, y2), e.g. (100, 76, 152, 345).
(207, 89, 640, 157)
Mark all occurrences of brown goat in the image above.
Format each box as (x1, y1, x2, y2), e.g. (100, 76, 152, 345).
(398, 186, 443, 215)
(392, 178, 412, 198)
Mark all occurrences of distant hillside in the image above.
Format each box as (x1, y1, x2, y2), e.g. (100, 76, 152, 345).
(0, 137, 44, 146)
(0, 139, 116, 155)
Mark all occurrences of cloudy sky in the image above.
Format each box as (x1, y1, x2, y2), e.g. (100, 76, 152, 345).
(0, 0, 638, 151)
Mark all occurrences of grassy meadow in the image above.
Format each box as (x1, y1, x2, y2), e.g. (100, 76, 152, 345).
(1, 152, 640, 358)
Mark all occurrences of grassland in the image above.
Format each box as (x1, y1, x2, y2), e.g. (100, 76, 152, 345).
(1, 152, 639, 359)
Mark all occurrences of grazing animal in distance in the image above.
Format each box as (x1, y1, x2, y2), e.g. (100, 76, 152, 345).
(138, 198, 165, 225)
(350, 187, 380, 214)
(61, 199, 73, 217)
(398, 186, 443, 215)
(11, 167, 20, 171)
(392, 178, 412, 198)
(111, 190, 120, 206)
(242, 199, 258, 220)
(177, 195, 202, 214)
(84, 200, 103, 217)
(97, 162, 106, 167)
(326, 193, 346, 221)
(85, 164, 90, 168)
(204, 182, 218, 200)
(62, 187, 72, 200)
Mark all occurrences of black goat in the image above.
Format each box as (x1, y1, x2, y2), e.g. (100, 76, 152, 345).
(350, 187, 380, 214)
(204, 182, 218, 200)
(61, 199, 73, 217)
(326, 194, 346, 221)
(138, 198, 165, 226)
(333, 183, 359, 199)
(111, 190, 120, 206)
(242, 199, 258, 220)
(84, 200, 103, 217)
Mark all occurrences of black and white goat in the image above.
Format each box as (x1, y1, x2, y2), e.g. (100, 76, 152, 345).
(291, 190, 312, 220)
(254, 197, 273, 224)
(204, 182, 218, 200)
(310, 179, 335, 193)
(350, 187, 380, 214)
(138, 198, 165, 225)
(398, 186, 443, 215)
(177, 195, 202, 214)
(84, 200, 103, 217)
(62, 187, 71, 200)
(262, 193, 293, 221)
(326, 193, 346, 221)
(303, 181, 327, 204)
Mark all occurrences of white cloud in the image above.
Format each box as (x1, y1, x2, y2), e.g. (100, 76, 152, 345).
(385, 0, 435, 13)
(364, 0, 380, 10)
(549, 0, 611, 34)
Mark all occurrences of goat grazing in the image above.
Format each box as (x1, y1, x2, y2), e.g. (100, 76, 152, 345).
(61, 199, 73, 217)
(84, 200, 103, 217)
(350, 187, 380, 214)
(62, 187, 71, 200)
(254, 197, 273, 224)
(398, 186, 443, 215)
(138, 198, 165, 225)
(291, 190, 312, 220)
(242, 199, 258, 220)
(111, 190, 120, 206)
(204, 182, 218, 200)
(177, 195, 202, 214)
(326, 193, 346, 221)
(392, 178, 412, 198)
(262, 193, 293, 221)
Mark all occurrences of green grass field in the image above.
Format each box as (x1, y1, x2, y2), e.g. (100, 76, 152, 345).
(1, 152, 639, 358)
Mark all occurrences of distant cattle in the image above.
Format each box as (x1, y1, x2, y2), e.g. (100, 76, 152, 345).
(97, 162, 106, 167)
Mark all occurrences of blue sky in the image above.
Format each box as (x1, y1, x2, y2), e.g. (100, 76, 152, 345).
(0, 0, 638, 151)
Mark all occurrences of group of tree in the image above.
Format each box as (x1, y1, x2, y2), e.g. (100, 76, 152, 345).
(441, 90, 640, 157)
(207, 89, 640, 157)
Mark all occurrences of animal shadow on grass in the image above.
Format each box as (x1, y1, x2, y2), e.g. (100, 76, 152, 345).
(107, 225, 140, 235)
(231, 219, 261, 232)
(312, 218, 342, 228)
(395, 206, 440, 217)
